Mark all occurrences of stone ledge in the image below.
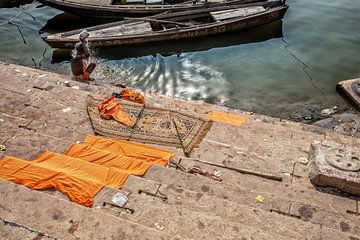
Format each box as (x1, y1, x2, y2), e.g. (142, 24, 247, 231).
(308, 140, 360, 196)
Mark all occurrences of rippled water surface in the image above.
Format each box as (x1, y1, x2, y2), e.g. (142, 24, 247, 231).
(0, 0, 359, 120)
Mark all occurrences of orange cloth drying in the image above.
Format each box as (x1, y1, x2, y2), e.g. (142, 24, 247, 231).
(98, 96, 133, 127)
(83, 134, 175, 166)
(32, 151, 128, 189)
(66, 143, 152, 176)
(0, 136, 174, 207)
(120, 88, 145, 104)
(206, 111, 246, 127)
(0, 155, 106, 207)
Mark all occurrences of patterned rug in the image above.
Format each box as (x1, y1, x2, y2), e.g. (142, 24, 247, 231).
(87, 96, 213, 154)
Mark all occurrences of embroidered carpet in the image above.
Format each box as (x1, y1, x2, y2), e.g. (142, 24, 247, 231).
(87, 96, 213, 154)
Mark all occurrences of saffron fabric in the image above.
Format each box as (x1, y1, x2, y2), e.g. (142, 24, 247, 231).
(0, 136, 175, 207)
(32, 151, 128, 189)
(120, 88, 145, 104)
(0, 151, 130, 207)
(206, 111, 246, 127)
(66, 143, 153, 176)
(83, 134, 175, 166)
(0, 155, 105, 207)
(98, 96, 133, 127)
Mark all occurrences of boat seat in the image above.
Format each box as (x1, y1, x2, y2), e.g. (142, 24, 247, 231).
(78, 0, 112, 5)
(90, 21, 153, 38)
(61, 21, 153, 40)
(210, 6, 266, 21)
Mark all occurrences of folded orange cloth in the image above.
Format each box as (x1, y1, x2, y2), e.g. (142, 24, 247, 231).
(98, 96, 133, 127)
(83, 134, 175, 166)
(66, 143, 153, 176)
(206, 111, 246, 127)
(120, 88, 145, 104)
(32, 151, 128, 189)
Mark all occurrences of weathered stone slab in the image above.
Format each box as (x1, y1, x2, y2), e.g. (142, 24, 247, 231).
(0, 180, 178, 240)
(309, 140, 360, 196)
(0, 220, 56, 240)
(146, 164, 357, 213)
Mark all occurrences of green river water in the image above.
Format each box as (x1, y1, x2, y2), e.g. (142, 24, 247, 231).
(0, 0, 359, 121)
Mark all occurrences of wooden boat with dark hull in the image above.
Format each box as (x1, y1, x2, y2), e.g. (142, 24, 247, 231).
(37, 0, 267, 18)
(44, 1, 288, 49)
(49, 20, 283, 63)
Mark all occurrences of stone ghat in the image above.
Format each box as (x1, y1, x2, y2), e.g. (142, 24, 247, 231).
(0, 61, 359, 239)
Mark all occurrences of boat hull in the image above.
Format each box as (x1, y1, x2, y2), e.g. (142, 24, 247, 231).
(37, 0, 266, 18)
(45, 5, 288, 49)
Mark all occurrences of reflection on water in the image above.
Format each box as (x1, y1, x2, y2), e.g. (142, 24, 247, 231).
(0, 0, 360, 121)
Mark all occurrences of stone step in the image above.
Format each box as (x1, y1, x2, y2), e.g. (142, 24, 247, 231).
(120, 189, 358, 240)
(121, 193, 294, 240)
(0, 180, 180, 240)
(102, 175, 360, 239)
(0, 219, 56, 240)
(145, 162, 357, 213)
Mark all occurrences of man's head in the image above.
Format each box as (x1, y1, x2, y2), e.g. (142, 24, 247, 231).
(79, 30, 89, 42)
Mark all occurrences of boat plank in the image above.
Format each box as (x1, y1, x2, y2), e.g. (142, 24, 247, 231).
(71, 0, 113, 5)
(211, 6, 265, 21)
(63, 21, 153, 39)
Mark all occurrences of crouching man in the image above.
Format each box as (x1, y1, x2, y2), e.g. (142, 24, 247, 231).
(71, 30, 96, 81)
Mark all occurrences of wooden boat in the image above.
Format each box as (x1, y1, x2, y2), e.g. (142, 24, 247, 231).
(337, 78, 360, 111)
(37, 0, 267, 18)
(44, 1, 288, 49)
(49, 20, 283, 62)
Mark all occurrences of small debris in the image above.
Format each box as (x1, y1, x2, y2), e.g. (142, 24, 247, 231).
(111, 192, 128, 207)
(247, 112, 254, 115)
(320, 106, 338, 118)
(256, 195, 264, 203)
(21, 73, 27, 77)
(62, 107, 71, 113)
(299, 157, 309, 165)
(15, 69, 21, 73)
(0, 119, 4, 123)
(72, 86, 80, 90)
(303, 115, 313, 121)
(75, 141, 81, 144)
(67, 220, 79, 235)
(283, 172, 292, 177)
(213, 170, 221, 178)
(0, 144, 6, 151)
(154, 222, 164, 231)
(64, 81, 71, 87)
(26, 89, 32, 92)
(37, 74, 48, 78)
(56, 81, 71, 87)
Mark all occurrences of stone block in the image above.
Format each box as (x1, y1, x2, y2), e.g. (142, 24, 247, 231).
(308, 140, 360, 196)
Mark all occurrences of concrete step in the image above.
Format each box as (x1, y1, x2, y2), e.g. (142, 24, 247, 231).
(121, 193, 294, 240)
(145, 162, 357, 213)
(0, 219, 55, 240)
(95, 176, 360, 239)
(0, 180, 181, 240)
(122, 189, 357, 240)
(39, 163, 360, 239)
